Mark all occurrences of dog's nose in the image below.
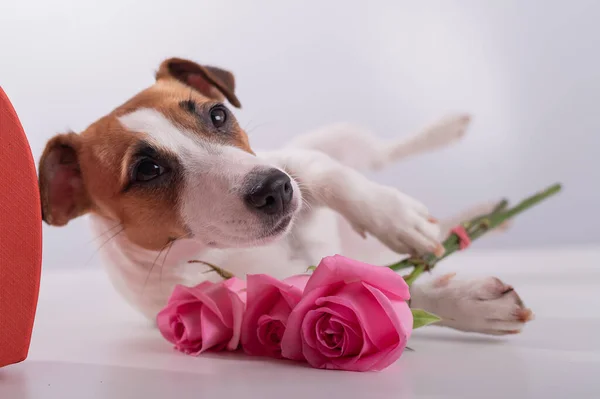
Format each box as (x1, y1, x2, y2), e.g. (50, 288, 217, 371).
(245, 169, 293, 215)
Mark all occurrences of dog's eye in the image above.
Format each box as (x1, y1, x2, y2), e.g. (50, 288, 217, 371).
(135, 159, 164, 182)
(210, 106, 227, 128)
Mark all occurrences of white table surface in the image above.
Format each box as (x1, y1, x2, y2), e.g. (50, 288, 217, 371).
(1, 247, 600, 399)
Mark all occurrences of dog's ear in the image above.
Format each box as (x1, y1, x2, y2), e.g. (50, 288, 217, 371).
(38, 133, 91, 226)
(156, 58, 241, 108)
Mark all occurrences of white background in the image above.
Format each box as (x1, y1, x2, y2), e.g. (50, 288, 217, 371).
(1, 0, 598, 269)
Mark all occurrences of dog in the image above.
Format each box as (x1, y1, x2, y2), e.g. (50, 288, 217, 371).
(38, 57, 533, 335)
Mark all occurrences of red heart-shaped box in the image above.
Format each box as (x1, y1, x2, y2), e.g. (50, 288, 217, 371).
(0, 86, 43, 367)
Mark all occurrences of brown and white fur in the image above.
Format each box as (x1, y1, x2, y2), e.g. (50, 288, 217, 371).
(38, 58, 533, 335)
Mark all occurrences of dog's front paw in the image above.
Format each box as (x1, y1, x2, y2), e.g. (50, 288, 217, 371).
(352, 188, 443, 256)
(413, 275, 534, 335)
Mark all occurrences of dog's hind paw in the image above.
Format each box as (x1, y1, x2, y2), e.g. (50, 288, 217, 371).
(411, 275, 534, 335)
(421, 113, 471, 147)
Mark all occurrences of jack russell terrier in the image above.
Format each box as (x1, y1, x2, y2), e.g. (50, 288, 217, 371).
(38, 57, 533, 335)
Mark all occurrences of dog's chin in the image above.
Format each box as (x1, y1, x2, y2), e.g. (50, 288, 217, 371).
(258, 214, 294, 241)
(242, 214, 295, 247)
(204, 214, 296, 249)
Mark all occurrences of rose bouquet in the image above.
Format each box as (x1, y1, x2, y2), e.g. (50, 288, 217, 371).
(157, 183, 561, 372)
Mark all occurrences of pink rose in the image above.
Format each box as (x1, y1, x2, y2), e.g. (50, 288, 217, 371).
(281, 255, 413, 372)
(157, 278, 246, 355)
(241, 274, 310, 358)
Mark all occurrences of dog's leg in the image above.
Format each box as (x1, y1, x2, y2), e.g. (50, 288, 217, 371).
(410, 275, 534, 335)
(288, 114, 471, 171)
(265, 149, 443, 255)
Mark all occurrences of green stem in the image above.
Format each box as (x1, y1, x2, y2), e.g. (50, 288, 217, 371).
(188, 260, 235, 280)
(388, 183, 562, 285)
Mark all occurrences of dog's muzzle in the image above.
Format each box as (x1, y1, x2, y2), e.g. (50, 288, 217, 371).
(243, 168, 293, 216)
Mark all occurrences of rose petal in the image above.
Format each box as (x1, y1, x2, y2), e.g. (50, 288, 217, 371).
(268, 299, 293, 322)
(225, 281, 246, 351)
(365, 283, 413, 342)
(305, 284, 402, 371)
(300, 310, 333, 368)
(282, 274, 310, 292)
(304, 303, 361, 355)
(317, 302, 360, 336)
(241, 274, 304, 357)
(157, 304, 181, 344)
(170, 283, 230, 328)
(363, 284, 412, 371)
(201, 304, 236, 352)
(281, 285, 332, 361)
(158, 279, 247, 355)
(316, 303, 361, 342)
(330, 317, 362, 356)
(172, 319, 185, 342)
(256, 315, 285, 353)
(304, 255, 411, 301)
(157, 300, 200, 345)
(223, 277, 246, 293)
(256, 316, 274, 346)
(329, 285, 412, 372)
(300, 303, 368, 369)
(317, 283, 396, 350)
(315, 315, 343, 357)
(157, 283, 214, 345)
(169, 282, 214, 303)
(176, 302, 205, 345)
(200, 285, 233, 328)
(301, 340, 330, 369)
(301, 309, 322, 351)
(178, 340, 203, 356)
(301, 332, 373, 371)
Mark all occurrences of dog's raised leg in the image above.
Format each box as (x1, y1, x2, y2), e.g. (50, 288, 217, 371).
(288, 114, 471, 171)
(264, 149, 443, 256)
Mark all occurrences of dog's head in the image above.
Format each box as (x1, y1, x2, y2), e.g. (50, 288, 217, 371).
(38, 58, 301, 251)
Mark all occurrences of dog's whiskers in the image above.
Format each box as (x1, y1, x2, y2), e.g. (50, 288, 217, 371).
(85, 225, 124, 266)
(242, 120, 254, 132)
(243, 120, 271, 136)
(142, 240, 174, 295)
(157, 232, 192, 292)
(88, 222, 122, 244)
(301, 197, 312, 212)
(288, 172, 312, 212)
(158, 240, 176, 293)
